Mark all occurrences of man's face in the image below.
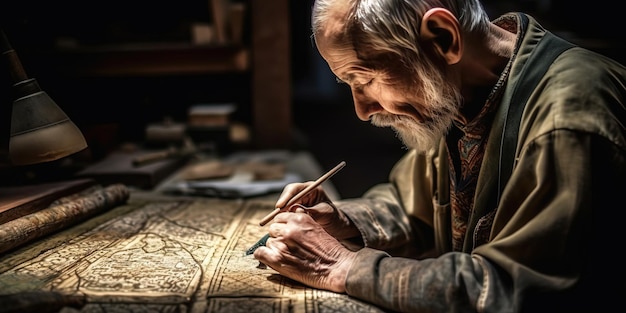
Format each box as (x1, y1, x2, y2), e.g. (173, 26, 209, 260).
(314, 15, 461, 152)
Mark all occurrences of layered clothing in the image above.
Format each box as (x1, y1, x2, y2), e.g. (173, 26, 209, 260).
(337, 12, 626, 312)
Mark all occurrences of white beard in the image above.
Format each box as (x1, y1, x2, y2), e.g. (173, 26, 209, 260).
(371, 113, 452, 153)
(370, 79, 461, 153)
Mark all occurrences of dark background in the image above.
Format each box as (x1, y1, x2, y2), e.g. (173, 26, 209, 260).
(1, 0, 624, 198)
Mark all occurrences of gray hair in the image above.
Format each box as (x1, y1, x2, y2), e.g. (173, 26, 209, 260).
(312, 0, 490, 63)
(312, 0, 477, 127)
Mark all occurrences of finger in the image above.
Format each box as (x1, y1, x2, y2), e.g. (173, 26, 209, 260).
(306, 202, 335, 218)
(267, 223, 283, 237)
(289, 204, 307, 213)
(253, 245, 278, 264)
(275, 182, 312, 209)
(273, 210, 314, 225)
(253, 237, 289, 263)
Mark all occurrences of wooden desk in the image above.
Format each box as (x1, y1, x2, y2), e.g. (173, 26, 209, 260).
(0, 152, 383, 313)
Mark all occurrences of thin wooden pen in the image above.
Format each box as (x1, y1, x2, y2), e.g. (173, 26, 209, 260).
(258, 161, 346, 226)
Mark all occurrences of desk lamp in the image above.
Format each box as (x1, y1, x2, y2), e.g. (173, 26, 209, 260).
(1, 28, 87, 166)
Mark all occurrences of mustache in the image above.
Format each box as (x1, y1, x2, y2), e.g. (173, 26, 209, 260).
(370, 113, 404, 127)
(371, 114, 416, 127)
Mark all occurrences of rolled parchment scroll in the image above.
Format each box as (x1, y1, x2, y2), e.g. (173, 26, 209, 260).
(0, 184, 130, 255)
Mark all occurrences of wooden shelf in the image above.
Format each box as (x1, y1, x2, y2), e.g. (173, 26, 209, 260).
(29, 43, 249, 77)
(13, 0, 292, 150)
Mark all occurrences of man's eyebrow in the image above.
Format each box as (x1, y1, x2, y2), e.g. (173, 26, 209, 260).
(336, 73, 357, 84)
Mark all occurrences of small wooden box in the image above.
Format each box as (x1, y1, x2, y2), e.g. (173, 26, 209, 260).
(188, 103, 236, 128)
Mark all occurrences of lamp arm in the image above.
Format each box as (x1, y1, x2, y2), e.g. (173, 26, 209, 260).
(1, 28, 29, 84)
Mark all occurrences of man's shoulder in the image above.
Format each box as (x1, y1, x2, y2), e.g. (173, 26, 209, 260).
(551, 46, 626, 82)
(519, 46, 626, 149)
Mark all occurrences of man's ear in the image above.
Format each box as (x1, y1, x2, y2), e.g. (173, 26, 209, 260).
(419, 8, 462, 65)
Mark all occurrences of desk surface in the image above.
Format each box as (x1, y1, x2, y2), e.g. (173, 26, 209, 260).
(0, 151, 380, 312)
(0, 195, 382, 312)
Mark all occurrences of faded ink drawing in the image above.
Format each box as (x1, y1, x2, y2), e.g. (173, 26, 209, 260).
(0, 197, 384, 313)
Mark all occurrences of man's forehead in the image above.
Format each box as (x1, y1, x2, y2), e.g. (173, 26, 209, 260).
(314, 0, 372, 80)
(315, 0, 353, 42)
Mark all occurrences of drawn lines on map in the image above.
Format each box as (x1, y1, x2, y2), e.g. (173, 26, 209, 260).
(0, 198, 388, 312)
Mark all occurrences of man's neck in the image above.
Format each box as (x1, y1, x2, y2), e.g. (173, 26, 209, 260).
(455, 23, 516, 124)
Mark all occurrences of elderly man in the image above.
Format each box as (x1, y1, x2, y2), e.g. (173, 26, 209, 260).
(254, 0, 626, 312)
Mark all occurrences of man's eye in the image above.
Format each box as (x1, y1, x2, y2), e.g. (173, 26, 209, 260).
(357, 79, 374, 88)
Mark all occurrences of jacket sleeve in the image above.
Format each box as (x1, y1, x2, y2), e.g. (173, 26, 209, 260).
(335, 149, 437, 258)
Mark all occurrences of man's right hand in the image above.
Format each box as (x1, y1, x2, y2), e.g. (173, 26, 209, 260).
(253, 210, 357, 293)
(276, 182, 359, 240)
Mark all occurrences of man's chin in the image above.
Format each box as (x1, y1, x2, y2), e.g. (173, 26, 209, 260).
(393, 126, 442, 152)
(371, 117, 444, 152)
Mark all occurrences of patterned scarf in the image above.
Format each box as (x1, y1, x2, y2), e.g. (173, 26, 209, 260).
(446, 16, 520, 251)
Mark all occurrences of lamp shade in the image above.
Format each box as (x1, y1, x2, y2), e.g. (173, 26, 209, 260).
(9, 78, 87, 165)
(2, 28, 88, 166)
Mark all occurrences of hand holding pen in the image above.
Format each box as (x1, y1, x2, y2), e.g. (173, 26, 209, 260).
(259, 161, 346, 226)
(246, 161, 346, 255)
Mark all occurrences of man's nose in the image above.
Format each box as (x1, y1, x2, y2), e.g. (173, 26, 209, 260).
(352, 94, 383, 121)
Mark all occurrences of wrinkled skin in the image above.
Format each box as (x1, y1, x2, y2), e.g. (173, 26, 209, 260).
(253, 182, 359, 293)
(253, 1, 516, 295)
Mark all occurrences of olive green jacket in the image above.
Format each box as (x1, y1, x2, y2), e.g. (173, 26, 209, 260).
(336, 13, 626, 312)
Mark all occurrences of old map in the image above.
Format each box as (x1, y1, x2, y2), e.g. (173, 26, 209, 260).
(0, 194, 386, 313)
